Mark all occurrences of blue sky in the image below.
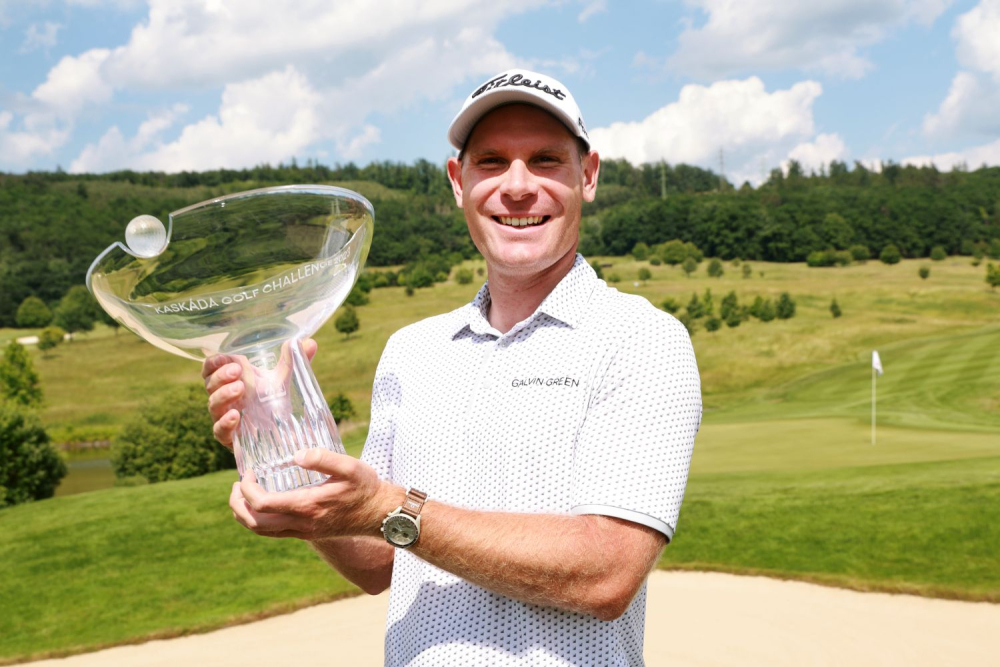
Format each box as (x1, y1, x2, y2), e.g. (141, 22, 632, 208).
(2, 0, 999, 184)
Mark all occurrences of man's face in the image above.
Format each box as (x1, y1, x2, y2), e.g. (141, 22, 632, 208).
(446, 104, 599, 277)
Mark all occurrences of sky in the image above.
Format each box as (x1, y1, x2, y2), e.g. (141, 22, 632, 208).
(1, 0, 1000, 185)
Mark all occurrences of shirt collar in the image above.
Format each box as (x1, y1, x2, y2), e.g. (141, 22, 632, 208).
(459, 254, 598, 337)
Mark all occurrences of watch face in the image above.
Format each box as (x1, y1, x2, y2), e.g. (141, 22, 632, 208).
(384, 515, 418, 546)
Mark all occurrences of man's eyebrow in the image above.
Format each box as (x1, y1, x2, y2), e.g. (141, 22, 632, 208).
(467, 145, 573, 159)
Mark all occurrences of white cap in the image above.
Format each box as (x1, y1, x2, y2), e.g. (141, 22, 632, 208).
(447, 69, 590, 151)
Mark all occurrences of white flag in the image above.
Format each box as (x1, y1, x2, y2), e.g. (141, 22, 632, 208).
(872, 351, 883, 376)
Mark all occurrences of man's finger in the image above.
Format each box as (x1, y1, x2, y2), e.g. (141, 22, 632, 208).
(302, 338, 318, 362)
(208, 381, 244, 418)
(202, 353, 236, 381)
(204, 362, 244, 394)
(240, 476, 312, 515)
(230, 483, 312, 535)
(213, 409, 240, 446)
(294, 448, 355, 477)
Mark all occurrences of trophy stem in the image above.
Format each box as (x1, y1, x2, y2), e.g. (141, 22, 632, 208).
(233, 339, 345, 492)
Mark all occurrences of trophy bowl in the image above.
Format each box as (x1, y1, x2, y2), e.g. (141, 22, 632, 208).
(87, 185, 374, 492)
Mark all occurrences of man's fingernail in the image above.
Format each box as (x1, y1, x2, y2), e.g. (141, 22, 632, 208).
(294, 450, 307, 465)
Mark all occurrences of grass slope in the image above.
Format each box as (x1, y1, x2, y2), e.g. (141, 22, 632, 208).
(1, 256, 998, 661)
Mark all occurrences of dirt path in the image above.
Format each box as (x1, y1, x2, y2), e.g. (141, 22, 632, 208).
(31, 571, 1000, 666)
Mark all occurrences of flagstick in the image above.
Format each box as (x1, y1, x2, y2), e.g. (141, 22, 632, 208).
(871, 365, 876, 446)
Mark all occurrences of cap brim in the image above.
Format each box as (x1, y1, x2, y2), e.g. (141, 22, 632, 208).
(448, 89, 588, 152)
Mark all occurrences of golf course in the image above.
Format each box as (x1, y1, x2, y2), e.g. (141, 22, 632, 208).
(1, 254, 998, 663)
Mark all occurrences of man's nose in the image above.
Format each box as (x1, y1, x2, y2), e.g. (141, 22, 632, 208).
(499, 159, 538, 200)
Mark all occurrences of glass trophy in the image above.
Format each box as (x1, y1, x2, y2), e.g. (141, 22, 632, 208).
(87, 185, 373, 492)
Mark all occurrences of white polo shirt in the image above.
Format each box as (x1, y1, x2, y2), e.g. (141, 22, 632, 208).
(361, 254, 701, 667)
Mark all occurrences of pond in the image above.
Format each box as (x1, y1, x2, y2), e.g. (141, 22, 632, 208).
(55, 457, 116, 497)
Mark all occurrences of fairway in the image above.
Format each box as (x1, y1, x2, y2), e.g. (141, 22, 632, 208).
(2, 256, 999, 662)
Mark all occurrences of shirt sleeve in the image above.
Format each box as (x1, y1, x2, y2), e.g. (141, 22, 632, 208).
(360, 336, 398, 481)
(570, 312, 702, 541)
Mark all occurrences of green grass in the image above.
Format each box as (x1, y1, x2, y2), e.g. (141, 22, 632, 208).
(2, 256, 999, 661)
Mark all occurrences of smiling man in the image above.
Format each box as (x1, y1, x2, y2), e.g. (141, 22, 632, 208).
(204, 69, 702, 666)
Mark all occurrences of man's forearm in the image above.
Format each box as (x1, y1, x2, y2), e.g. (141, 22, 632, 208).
(309, 536, 395, 595)
(409, 501, 664, 621)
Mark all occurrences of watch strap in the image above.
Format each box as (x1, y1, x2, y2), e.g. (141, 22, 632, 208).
(400, 488, 427, 519)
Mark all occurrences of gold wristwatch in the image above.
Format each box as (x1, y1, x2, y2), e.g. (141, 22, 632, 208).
(381, 488, 427, 548)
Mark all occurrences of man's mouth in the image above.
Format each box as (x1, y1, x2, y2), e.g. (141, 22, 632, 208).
(492, 215, 550, 228)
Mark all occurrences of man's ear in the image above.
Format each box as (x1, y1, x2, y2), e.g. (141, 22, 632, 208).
(446, 156, 464, 207)
(582, 150, 600, 203)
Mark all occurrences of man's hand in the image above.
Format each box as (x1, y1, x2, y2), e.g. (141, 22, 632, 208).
(229, 448, 402, 541)
(201, 339, 318, 446)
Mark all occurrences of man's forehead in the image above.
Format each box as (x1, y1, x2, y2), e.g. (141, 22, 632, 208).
(464, 103, 577, 151)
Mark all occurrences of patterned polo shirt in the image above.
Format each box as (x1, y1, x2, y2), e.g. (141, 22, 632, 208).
(361, 254, 702, 666)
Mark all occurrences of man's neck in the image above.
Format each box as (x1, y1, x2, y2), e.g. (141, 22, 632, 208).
(485, 250, 577, 334)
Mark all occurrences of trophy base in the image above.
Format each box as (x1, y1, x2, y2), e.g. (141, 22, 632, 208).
(233, 339, 347, 493)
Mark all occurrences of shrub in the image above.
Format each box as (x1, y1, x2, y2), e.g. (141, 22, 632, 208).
(660, 297, 681, 314)
(930, 246, 947, 261)
(681, 257, 697, 277)
(719, 291, 739, 321)
(987, 263, 1000, 291)
(649, 257, 662, 266)
(328, 392, 356, 423)
(37, 326, 65, 356)
(751, 297, 776, 322)
(704, 317, 722, 332)
(880, 244, 902, 265)
(849, 245, 871, 261)
(725, 311, 742, 328)
(0, 341, 42, 407)
(988, 238, 1000, 259)
(776, 292, 796, 319)
(345, 284, 370, 306)
(454, 268, 474, 285)
(661, 240, 687, 265)
(676, 312, 696, 336)
(335, 306, 360, 337)
(590, 260, 604, 279)
(0, 402, 66, 507)
(372, 272, 390, 288)
(707, 258, 724, 278)
(631, 242, 650, 261)
(742, 263, 752, 279)
(53, 286, 100, 339)
(807, 250, 835, 268)
(919, 266, 930, 280)
(405, 266, 434, 289)
(15, 296, 52, 328)
(405, 285, 415, 297)
(638, 267, 652, 282)
(830, 299, 842, 318)
(607, 273, 621, 284)
(686, 293, 705, 319)
(110, 385, 234, 484)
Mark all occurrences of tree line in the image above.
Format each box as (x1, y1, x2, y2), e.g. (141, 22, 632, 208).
(2, 158, 999, 327)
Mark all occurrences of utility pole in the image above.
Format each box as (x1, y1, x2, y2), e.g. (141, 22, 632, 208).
(660, 160, 667, 200)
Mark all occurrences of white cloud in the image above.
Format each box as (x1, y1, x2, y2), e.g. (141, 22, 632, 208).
(666, 0, 954, 79)
(337, 125, 381, 160)
(589, 77, 824, 184)
(20, 21, 62, 53)
(32, 49, 113, 117)
(953, 0, 1000, 79)
(923, 1, 1000, 140)
(903, 137, 1000, 169)
(578, 0, 607, 22)
(69, 104, 189, 172)
(783, 133, 848, 174)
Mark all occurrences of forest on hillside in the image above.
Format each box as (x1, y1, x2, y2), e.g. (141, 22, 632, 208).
(1, 158, 999, 327)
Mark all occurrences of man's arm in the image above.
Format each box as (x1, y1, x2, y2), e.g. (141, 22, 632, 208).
(232, 449, 665, 621)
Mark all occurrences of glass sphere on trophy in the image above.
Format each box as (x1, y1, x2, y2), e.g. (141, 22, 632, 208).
(87, 185, 373, 492)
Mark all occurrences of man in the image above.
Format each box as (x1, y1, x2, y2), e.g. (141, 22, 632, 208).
(203, 69, 701, 666)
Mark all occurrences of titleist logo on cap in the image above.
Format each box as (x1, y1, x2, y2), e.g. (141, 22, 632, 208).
(472, 73, 567, 101)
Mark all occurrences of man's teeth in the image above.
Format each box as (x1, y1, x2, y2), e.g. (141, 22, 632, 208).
(497, 216, 544, 227)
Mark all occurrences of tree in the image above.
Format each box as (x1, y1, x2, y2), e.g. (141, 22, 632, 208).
(880, 244, 902, 265)
(919, 266, 930, 280)
(328, 392, 356, 423)
(719, 291, 739, 321)
(37, 326, 65, 357)
(686, 293, 705, 319)
(757, 299, 776, 322)
(830, 299, 842, 318)
(930, 246, 947, 261)
(0, 402, 66, 508)
(631, 242, 650, 261)
(638, 267, 652, 282)
(53, 286, 98, 339)
(590, 260, 604, 279)
(335, 306, 360, 337)
(15, 296, 52, 328)
(849, 245, 871, 262)
(607, 273, 621, 284)
(0, 341, 42, 407)
(742, 263, 752, 279)
(681, 256, 697, 278)
(776, 292, 796, 319)
(707, 258, 724, 278)
(454, 268, 474, 285)
(662, 240, 687, 266)
(110, 385, 235, 484)
(987, 263, 1000, 291)
(704, 317, 722, 332)
(660, 297, 680, 313)
(345, 284, 370, 306)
